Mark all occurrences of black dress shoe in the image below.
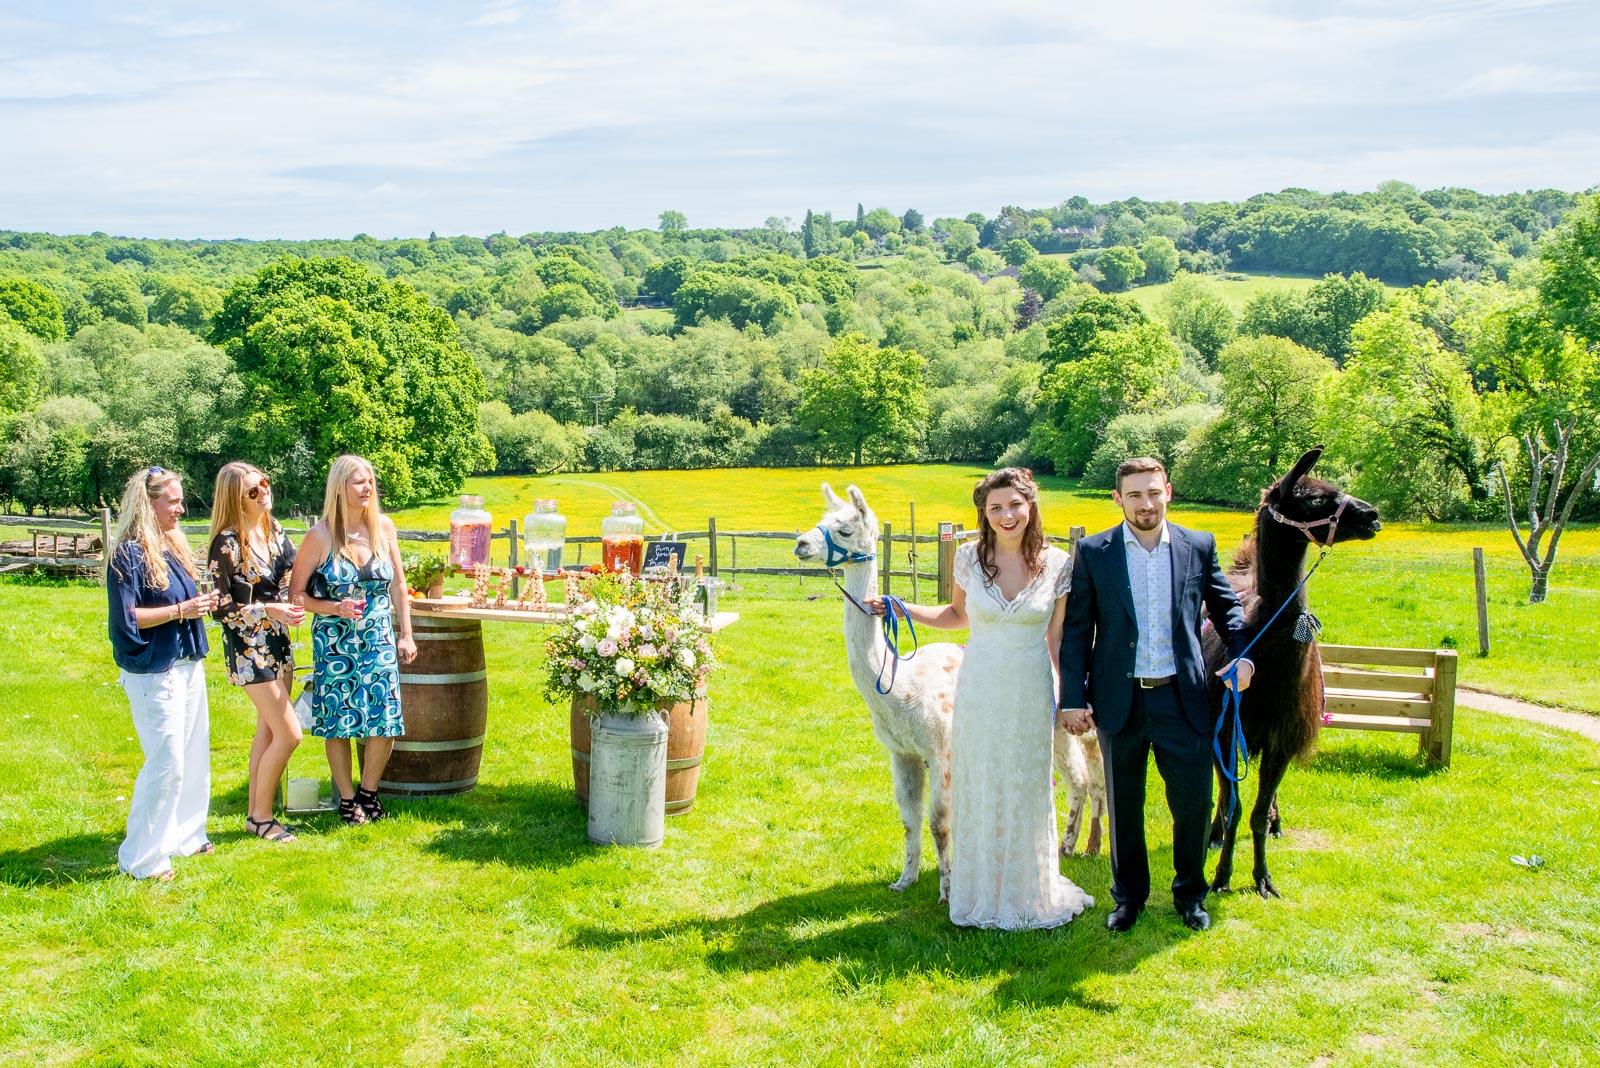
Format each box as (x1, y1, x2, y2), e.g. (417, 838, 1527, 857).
(1178, 902, 1211, 931)
(1106, 903, 1143, 932)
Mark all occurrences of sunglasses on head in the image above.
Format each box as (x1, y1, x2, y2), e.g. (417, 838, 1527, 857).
(143, 465, 166, 486)
(247, 476, 272, 502)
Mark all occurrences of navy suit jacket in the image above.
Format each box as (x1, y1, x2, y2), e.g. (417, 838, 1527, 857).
(1058, 521, 1248, 737)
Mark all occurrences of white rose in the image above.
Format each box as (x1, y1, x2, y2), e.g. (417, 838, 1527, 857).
(606, 625, 624, 642)
(577, 672, 598, 691)
(677, 649, 696, 670)
(577, 634, 596, 651)
(614, 657, 635, 676)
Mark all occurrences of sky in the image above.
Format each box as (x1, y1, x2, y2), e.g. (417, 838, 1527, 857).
(1, 0, 1597, 240)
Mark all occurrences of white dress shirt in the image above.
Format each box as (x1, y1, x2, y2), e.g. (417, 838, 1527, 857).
(1122, 520, 1177, 678)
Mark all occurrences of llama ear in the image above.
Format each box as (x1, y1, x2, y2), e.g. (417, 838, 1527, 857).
(846, 485, 875, 524)
(822, 482, 846, 510)
(1283, 446, 1325, 491)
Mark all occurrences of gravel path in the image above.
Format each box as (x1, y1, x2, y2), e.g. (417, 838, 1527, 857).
(1457, 688, 1600, 744)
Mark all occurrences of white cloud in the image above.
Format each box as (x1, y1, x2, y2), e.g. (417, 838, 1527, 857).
(1454, 64, 1598, 97)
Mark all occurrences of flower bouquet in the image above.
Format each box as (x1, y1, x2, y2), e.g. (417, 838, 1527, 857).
(545, 572, 715, 717)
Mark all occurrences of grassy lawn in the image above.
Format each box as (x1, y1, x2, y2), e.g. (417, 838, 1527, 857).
(1034, 265, 1407, 318)
(1, 573, 1598, 1066)
(390, 466, 1600, 712)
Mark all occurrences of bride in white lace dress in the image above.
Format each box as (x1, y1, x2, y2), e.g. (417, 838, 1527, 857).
(867, 468, 1093, 929)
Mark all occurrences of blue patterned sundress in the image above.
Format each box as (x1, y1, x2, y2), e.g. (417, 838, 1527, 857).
(308, 551, 404, 739)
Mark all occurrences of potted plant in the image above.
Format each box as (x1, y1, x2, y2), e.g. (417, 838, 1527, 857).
(545, 573, 716, 845)
(403, 551, 452, 599)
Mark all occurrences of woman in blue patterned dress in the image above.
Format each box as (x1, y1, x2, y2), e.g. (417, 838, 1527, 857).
(288, 455, 416, 825)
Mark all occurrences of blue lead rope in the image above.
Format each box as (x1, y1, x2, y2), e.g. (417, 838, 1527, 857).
(1212, 548, 1330, 829)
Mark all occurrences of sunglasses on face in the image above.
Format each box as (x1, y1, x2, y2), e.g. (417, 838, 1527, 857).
(247, 476, 272, 502)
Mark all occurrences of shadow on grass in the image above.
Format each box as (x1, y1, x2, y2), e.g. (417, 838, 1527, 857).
(0, 832, 122, 887)
(568, 877, 1192, 1009)
(1308, 744, 1441, 780)
(420, 781, 591, 870)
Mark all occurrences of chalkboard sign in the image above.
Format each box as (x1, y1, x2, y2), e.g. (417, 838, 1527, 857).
(643, 540, 687, 571)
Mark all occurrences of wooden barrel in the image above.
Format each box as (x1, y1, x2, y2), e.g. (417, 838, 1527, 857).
(665, 692, 708, 816)
(571, 692, 707, 815)
(365, 615, 489, 797)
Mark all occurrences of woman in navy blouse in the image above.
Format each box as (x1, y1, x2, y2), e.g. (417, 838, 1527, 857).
(107, 466, 220, 881)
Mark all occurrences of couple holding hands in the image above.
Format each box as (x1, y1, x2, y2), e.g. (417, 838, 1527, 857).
(866, 459, 1252, 933)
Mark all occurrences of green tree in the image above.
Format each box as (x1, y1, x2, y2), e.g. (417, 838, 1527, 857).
(1033, 322, 1185, 475)
(88, 271, 147, 327)
(1324, 292, 1491, 519)
(1139, 236, 1180, 283)
(965, 249, 1003, 274)
(658, 210, 687, 234)
(1016, 257, 1077, 302)
(0, 277, 67, 341)
(901, 208, 924, 233)
(1302, 272, 1388, 364)
(1041, 293, 1148, 368)
(1000, 239, 1037, 267)
(943, 221, 980, 262)
(1160, 272, 1236, 366)
(862, 208, 902, 240)
(1095, 245, 1146, 291)
(0, 320, 45, 413)
(796, 333, 928, 464)
(1174, 336, 1334, 504)
(149, 276, 223, 332)
(643, 255, 694, 300)
(210, 256, 489, 508)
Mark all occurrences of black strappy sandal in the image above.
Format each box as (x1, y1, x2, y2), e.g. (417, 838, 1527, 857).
(245, 816, 298, 842)
(337, 793, 369, 826)
(354, 786, 388, 822)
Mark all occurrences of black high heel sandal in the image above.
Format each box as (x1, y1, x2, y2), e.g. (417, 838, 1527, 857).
(246, 816, 298, 842)
(337, 794, 369, 826)
(355, 786, 388, 822)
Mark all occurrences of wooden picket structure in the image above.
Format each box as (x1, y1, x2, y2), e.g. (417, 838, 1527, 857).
(1319, 644, 1458, 768)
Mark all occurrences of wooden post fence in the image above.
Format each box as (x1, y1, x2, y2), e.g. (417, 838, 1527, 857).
(880, 522, 892, 597)
(1473, 547, 1490, 656)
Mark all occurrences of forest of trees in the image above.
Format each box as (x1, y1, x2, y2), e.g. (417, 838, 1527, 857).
(1, 183, 1596, 537)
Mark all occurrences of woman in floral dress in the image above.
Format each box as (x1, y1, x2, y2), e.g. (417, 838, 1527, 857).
(209, 461, 305, 843)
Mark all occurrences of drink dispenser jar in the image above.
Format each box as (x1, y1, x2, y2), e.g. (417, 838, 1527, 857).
(522, 498, 567, 573)
(449, 494, 493, 568)
(601, 501, 645, 575)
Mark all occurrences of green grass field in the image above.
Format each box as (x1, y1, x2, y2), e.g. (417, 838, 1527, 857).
(2, 571, 1598, 1065)
(1035, 266, 1407, 318)
(4, 464, 1598, 1065)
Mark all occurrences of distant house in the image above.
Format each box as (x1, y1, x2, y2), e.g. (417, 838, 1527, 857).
(1054, 226, 1098, 242)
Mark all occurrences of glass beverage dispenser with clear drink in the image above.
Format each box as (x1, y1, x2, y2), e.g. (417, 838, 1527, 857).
(521, 498, 567, 574)
(449, 494, 493, 568)
(600, 501, 645, 575)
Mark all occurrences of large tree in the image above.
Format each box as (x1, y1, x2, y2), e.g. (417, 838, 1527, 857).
(1096, 245, 1146, 291)
(1033, 322, 1186, 475)
(0, 277, 67, 341)
(210, 257, 489, 509)
(796, 333, 927, 464)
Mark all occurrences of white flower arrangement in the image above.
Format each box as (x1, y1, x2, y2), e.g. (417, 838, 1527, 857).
(545, 573, 716, 716)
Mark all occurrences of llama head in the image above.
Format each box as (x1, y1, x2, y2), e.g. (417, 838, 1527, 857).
(1262, 447, 1383, 546)
(794, 483, 879, 564)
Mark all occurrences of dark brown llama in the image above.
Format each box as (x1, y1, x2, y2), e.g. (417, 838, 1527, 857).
(1202, 447, 1382, 898)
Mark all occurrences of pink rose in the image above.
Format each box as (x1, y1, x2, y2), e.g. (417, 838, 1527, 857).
(597, 638, 618, 657)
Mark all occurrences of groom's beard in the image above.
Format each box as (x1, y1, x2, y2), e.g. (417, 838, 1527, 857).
(1128, 509, 1164, 532)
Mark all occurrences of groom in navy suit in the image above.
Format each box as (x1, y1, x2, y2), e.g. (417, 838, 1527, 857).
(1058, 457, 1252, 932)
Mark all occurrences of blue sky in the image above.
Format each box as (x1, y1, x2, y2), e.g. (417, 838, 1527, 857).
(2, 0, 1596, 239)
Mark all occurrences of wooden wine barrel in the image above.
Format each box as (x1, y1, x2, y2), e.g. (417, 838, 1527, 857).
(571, 692, 707, 816)
(363, 615, 489, 797)
(664, 692, 708, 816)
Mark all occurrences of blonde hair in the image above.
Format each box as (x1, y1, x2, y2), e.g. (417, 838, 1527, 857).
(112, 467, 197, 590)
(321, 454, 384, 563)
(210, 461, 274, 577)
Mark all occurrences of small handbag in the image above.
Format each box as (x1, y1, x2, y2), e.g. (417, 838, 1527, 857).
(291, 669, 316, 730)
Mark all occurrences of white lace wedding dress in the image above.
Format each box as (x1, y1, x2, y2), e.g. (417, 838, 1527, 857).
(948, 541, 1094, 929)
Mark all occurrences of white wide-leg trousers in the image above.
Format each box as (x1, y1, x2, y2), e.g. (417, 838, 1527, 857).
(118, 659, 211, 879)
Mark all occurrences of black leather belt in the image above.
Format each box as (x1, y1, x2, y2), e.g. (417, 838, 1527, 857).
(1137, 675, 1175, 689)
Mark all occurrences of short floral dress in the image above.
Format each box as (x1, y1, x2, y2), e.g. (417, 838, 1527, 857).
(308, 551, 404, 739)
(208, 524, 297, 686)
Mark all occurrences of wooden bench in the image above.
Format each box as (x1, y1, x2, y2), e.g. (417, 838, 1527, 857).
(1319, 644, 1458, 768)
(28, 528, 98, 558)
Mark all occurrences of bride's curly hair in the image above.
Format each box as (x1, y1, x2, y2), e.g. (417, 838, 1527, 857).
(972, 467, 1045, 587)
